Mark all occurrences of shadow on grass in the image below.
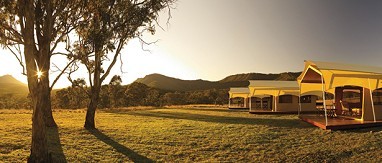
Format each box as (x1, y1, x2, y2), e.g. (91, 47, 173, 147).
(87, 129, 153, 162)
(341, 126, 382, 133)
(177, 107, 248, 113)
(124, 111, 311, 128)
(47, 127, 67, 162)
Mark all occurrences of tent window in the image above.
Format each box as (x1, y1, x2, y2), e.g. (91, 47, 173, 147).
(279, 95, 293, 103)
(373, 89, 382, 105)
(343, 90, 361, 104)
(300, 95, 311, 103)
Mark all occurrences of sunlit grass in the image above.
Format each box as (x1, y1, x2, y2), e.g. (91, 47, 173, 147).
(1, 107, 382, 162)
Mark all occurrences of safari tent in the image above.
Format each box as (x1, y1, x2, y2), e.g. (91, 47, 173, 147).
(228, 87, 250, 109)
(298, 60, 382, 129)
(248, 80, 317, 113)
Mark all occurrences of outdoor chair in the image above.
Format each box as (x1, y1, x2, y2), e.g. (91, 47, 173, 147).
(340, 100, 352, 116)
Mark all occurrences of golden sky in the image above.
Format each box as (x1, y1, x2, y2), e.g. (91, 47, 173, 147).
(2, 0, 382, 88)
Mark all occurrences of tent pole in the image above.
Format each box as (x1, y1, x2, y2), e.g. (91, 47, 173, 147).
(274, 96, 277, 112)
(249, 96, 252, 112)
(368, 79, 376, 122)
(321, 74, 328, 126)
(228, 97, 231, 108)
(298, 83, 302, 116)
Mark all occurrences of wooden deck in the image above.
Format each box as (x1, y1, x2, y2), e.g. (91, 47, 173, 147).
(228, 107, 249, 110)
(299, 115, 382, 130)
(249, 110, 317, 115)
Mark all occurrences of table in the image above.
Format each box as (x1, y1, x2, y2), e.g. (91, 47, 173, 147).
(326, 105, 337, 118)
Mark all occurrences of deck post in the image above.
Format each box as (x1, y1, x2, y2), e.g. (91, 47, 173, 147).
(274, 96, 277, 112)
(249, 96, 252, 111)
(321, 74, 328, 126)
(228, 98, 231, 108)
(298, 84, 302, 115)
(260, 97, 263, 110)
(368, 79, 376, 122)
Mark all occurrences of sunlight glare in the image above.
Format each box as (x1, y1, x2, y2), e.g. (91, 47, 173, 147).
(37, 70, 43, 79)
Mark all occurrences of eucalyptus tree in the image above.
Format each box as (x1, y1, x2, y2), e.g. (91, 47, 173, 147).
(0, 0, 81, 161)
(69, 0, 175, 129)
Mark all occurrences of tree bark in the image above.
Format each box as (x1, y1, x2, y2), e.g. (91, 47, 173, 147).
(23, 0, 50, 162)
(84, 12, 102, 129)
(84, 92, 99, 129)
(38, 0, 57, 128)
(41, 73, 57, 127)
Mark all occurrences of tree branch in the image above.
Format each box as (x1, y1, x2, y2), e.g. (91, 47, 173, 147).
(50, 59, 75, 90)
(100, 38, 125, 82)
(6, 45, 26, 75)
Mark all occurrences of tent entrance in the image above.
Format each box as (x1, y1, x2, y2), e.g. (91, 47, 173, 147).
(334, 86, 363, 119)
(252, 96, 273, 110)
(230, 97, 247, 108)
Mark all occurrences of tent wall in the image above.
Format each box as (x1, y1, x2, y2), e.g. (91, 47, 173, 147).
(244, 97, 249, 108)
(300, 95, 318, 111)
(374, 105, 382, 120)
(363, 88, 374, 121)
(229, 93, 249, 99)
(229, 97, 249, 108)
(250, 96, 273, 110)
(276, 95, 299, 112)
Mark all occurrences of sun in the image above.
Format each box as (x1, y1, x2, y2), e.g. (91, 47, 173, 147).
(37, 70, 43, 79)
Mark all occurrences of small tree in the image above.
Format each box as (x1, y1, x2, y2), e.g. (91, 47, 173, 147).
(68, 0, 175, 129)
(109, 75, 124, 108)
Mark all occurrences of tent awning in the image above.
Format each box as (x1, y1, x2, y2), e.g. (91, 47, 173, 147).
(299, 60, 382, 91)
(229, 87, 249, 98)
(248, 80, 300, 96)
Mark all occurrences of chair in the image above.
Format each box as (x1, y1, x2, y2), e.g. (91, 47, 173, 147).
(340, 100, 352, 116)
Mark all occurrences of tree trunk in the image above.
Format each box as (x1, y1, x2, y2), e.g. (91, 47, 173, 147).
(84, 16, 102, 129)
(44, 99, 57, 127)
(84, 92, 99, 129)
(41, 74, 57, 127)
(23, 2, 49, 162)
(29, 83, 51, 162)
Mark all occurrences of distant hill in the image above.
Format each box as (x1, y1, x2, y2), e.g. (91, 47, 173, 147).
(0, 75, 29, 96)
(135, 74, 221, 91)
(135, 72, 301, 91)
(219, 72, 301, 83)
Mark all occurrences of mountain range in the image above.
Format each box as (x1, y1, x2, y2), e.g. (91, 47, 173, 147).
(135, 72, 301, 91)
(0, 71, 302, 95)
(0, 75, 29, 96)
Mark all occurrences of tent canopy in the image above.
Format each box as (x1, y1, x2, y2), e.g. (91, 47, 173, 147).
(298, 60, 382, 92)
(229, 87, 250, 98)
(248, 80, 300, 96)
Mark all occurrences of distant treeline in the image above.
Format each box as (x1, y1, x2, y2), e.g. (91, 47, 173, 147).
(0, 82, 229, 109)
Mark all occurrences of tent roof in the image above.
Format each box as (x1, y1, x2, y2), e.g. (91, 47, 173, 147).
(249, 80, 299, 89)
(248, 80, 299, 96)
(229, 87, 250, 93)
(229, 87, 249, 98)
(306, 60, 382, 74)
(299, 60, 382, 91)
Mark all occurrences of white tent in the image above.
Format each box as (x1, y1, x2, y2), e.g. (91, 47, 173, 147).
(298, 60, 382, 126)
(248, 80, 317, 112)
(228, 87, 250, 108)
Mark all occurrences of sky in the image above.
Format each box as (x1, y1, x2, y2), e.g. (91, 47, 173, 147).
(2, 0, 382, 88)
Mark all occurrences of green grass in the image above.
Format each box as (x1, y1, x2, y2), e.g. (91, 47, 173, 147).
(1, 107, 382, 162)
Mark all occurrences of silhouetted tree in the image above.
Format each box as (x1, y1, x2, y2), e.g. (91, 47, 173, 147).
(124, 82, 149, 106)
(0, 0, 83, 161)
(67, 0, 175, 129)
(144, 89, 161, 106)
(109, 75, 124, 108)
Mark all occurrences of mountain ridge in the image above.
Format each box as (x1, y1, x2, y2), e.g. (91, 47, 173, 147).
(135, 72, 302, 91)
(0, 75, 29, 96)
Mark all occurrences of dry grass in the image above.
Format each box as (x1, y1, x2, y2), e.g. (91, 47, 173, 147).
(1, 107, 382, 162)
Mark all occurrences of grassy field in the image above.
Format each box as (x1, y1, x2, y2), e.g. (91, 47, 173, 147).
(1, 107, 382, 162)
